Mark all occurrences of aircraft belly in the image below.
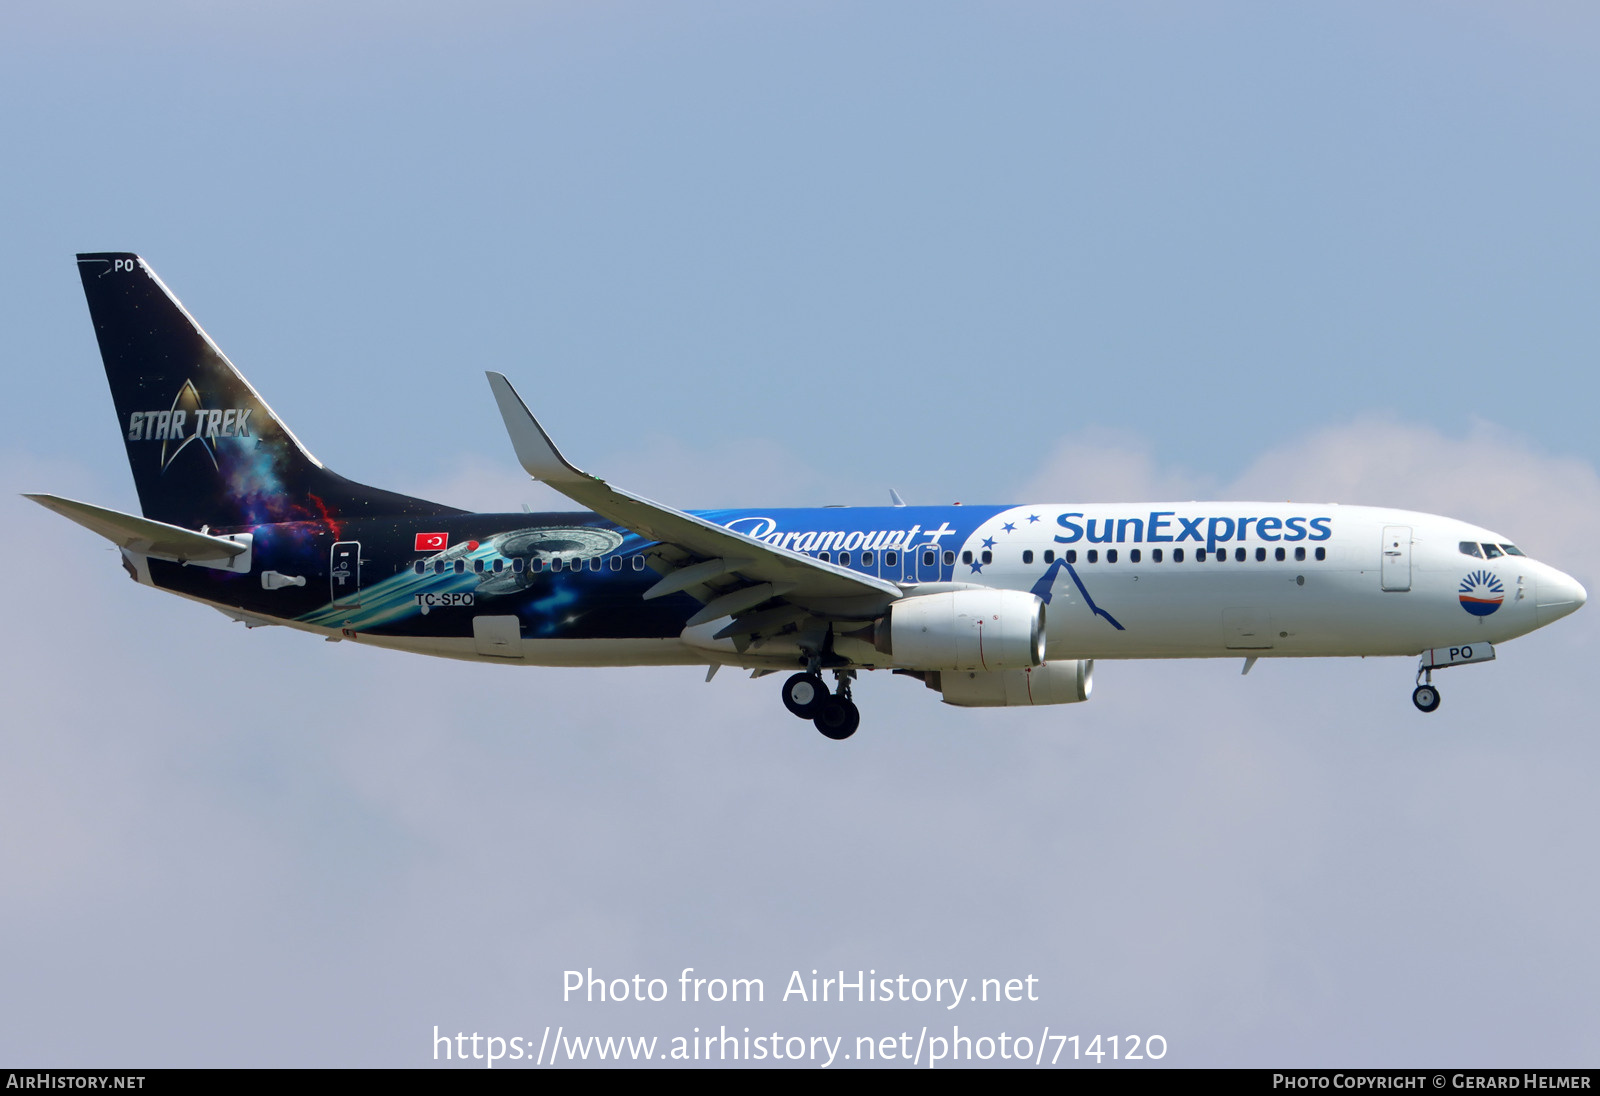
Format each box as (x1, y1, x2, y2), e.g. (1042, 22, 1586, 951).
(349, 633, 703, 667)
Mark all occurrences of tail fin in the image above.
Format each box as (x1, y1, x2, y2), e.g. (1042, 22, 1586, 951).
(76, 253, 461, 530)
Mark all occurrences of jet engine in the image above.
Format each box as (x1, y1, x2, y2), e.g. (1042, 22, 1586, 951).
(933, 660, 1094, 707)
(875, 589, 1046, 671)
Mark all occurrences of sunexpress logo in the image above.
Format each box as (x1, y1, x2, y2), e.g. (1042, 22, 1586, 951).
(1054, 511, 1333, 555)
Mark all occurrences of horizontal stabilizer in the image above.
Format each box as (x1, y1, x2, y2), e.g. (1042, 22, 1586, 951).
(25, 493, 248, 564)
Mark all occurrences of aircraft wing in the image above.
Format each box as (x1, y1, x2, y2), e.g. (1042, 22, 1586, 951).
(486, 373, 901, 633)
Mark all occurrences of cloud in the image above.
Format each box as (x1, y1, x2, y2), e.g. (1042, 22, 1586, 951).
(1225, 416, 1600, 572)
(1022, 416, 1600, 585)
(394, 435, 829, 516)
(3, 428, 1598, 1066)
(1017, 426, 1216, 503)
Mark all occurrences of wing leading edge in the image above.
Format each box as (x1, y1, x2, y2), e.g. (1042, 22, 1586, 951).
(485, 372, 901, 639)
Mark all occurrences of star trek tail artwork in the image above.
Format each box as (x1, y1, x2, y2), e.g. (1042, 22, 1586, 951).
(77, 253, 461, 534)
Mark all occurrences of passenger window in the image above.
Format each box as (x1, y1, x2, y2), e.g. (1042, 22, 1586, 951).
(1087, 550, 1098, 564)
(589, 557, 601, 571)
(839, 551, 850, 566)
(550, 558, 562, 572)
(943, 551, 955, 565)
(632, 556, 644, 571)
(494, 558, 505, 573)
(1044, 550, 1055, 563)
(1294, 547, 1306, 562)
(1174, 548, 1184, 562)
(1235, 547, 1246, 562)
(531, 558, 544, 572)
(981, 550, 992, 564)
(1130, 548, 1141, 563)
(862, 551, 874, 566)
(1197, 549, 1207, 561)
(1153, 548, 1163, 562)
(1255, 547, 1266, 562)
(922, 550, 935, 566)
(962, 550, 973, 564)
(1066, 550, 1077, 564)
(1275, 547, 1285, 562)
(886, 551, 898, 567)
(818, 551, 830, 563)
(1023, 550, 1034, 564)
(609, 556, 621, 571)
(1482, 544, 1503, 559)
(454, 560, 466, 574)
(433, 560, 446, 574)
(1500, 544, 1524, 557)
(472, 559, 484, 574)
(512, 558, 525, 573)
(1459, 541, 1483, 558)
(413, 561, 425, 575)
(1107, 549, 1118, 563)
(1314, 547, 1326, 561)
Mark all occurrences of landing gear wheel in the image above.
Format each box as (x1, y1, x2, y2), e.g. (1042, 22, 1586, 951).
(1412, 684, 1441, 713)
(782, 672, 828, 719)
(813, 697, 860, 740)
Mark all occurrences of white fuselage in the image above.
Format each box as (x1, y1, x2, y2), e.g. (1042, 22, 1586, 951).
(938, 502, 1578, 662)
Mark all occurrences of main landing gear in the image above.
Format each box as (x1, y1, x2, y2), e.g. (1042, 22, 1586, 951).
(781, 669, 861, 740)
(1412, 668, 1441, 713)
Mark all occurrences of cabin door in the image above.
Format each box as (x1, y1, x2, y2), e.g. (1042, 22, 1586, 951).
(330, 541, 362, 607)
(1381, 526, 1412, 592)
(473, 615, 524, 659)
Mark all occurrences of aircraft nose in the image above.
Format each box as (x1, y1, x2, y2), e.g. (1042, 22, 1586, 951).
(1537, 568, 1587, 626)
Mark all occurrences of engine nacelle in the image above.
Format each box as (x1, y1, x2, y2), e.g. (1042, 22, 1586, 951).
(935, 660, 1094, 708)
(877, 589, 1046, 671)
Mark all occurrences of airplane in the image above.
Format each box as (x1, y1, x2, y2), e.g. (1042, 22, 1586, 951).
(28, 253, 1587, 740)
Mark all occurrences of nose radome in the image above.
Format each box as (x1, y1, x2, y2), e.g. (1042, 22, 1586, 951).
(1537, 570, 1587, 626)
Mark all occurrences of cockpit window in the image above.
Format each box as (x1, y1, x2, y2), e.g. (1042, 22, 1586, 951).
(1459, 541, 1483, 558)
(1482, 543, 1504, 560)
(1500, 544, 1524, 557)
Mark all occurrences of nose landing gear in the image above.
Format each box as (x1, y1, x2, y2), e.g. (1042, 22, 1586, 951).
(1412, 668, 1441, 713)
(781, 668, 860, 739)
(1411, 643, 1495, 713)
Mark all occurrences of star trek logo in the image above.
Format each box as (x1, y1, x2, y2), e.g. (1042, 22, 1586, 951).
(1459, 570, 1504, 617)
(125, 380, 254, 473)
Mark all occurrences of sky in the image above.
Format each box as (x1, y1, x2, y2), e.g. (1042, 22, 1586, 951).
(2, 1, 1598, 1069)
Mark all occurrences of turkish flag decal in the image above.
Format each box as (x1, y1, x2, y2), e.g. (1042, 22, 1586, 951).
(414, 532, 449, 551)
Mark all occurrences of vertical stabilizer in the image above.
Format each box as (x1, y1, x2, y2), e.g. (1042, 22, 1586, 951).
(76, 253, 460, 530)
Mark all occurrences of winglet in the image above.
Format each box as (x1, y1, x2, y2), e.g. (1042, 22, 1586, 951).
(485, 372, 587, 486)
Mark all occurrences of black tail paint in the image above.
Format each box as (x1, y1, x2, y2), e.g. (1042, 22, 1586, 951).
(77, 253, 462, 531)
